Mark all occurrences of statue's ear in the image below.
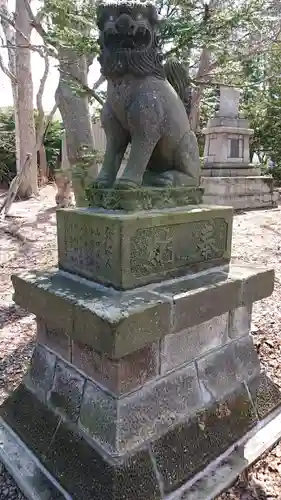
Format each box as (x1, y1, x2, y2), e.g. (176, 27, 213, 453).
(145, 3, 159, 25)
(96, 2, 107, 30)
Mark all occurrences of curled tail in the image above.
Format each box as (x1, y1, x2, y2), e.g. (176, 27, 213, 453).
(164, 59, 192, 117)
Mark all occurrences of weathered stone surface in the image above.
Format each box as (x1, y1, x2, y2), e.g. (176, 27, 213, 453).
(24, 344, 56, 402)
(161, 313, 229, 374)
(79, 380, 117, 450)
(248, 372, 281, 419)
(151, 385, 257, 495)
(57, 206, 233, 289)
(197, 343, 239, 399)
(79, 363, 202, 453)
(48, 359, 85, 422)
(118, 363, 203, 452)
(229, 305, 252, 339)
(12, 264, 275, 358)
(197, 337, 260, 401)
(1, 385, 61, 459)
(12, 271, 171, 358)
(159, 275, 240, 333)
(202, 176, 278, 211)
(86, 185, 203, 211)
(74, 290, 170, 359)
(234, 335, 260, 382)
(72, 340, 159, 394)
(0, 386, 161, 500)
(238, 265, 275, 304)
(37, 318, 71, 361)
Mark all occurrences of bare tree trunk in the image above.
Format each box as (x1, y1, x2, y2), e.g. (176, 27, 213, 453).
(0, 0, 20, 174)
(189, 48, 212, 132)
(55, 130, 73, 207)
(15, 0, 38, 198)
(38, 144, 48, 185)
(55, 47, 97, 206)
(189, 0, 219, 132)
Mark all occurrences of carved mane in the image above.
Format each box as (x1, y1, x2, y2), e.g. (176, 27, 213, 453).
(99, 48, 165, 79)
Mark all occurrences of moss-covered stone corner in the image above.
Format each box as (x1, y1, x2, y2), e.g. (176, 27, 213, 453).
(85, 184, 204, 211)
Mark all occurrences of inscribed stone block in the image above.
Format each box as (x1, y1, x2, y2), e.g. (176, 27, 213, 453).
(57, 206, 233, 290)
(161, 313, 229, 373)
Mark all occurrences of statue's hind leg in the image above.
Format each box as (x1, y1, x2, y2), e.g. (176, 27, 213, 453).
(175, 130, 201, 185)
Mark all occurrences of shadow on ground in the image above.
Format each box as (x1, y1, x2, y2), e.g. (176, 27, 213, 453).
(0, 304, 31, 329)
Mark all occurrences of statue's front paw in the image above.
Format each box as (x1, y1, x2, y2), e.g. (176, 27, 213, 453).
(92, 177, 112, 189)
(114, 178, 140, 190)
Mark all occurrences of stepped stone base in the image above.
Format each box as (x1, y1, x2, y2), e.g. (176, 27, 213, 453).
(2, 203, 281, 499)
(202, 165, 261, 177)
(1, 262, 281, 499)
(201, 176, 278, 210)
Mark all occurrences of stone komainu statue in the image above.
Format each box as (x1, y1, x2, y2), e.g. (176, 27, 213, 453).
(95, 0, 200, 188)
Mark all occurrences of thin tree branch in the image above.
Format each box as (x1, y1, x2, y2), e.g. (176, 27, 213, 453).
(92, 74, 106, 90)
(60, 68, 105, 105)
(22, 0, 48, 40)
(0, 50, 16, 81)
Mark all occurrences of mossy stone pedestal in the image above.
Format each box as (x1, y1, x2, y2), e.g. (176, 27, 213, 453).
(1, 186, 281, 500)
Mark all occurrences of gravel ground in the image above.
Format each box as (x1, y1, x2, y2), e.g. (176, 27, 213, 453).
(1, 185, 281, 499)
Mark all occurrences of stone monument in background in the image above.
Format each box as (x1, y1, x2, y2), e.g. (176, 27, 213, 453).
(201, 85, 278, 210)
(1, 4, 281, 500)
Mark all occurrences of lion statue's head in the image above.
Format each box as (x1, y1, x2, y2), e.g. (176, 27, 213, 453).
(96, 0, 164, 78)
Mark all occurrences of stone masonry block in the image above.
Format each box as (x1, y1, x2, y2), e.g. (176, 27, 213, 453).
(48, 359, 85, 422)
(72, 340, 159, 395)
(229, 305, 252, 339)
(197, 336, 261, 401)
(24, 344, 56, 402)
(12, 271, 171, 359)
(79, 362, 203, 454)
(151, 385, 257, 495)
(12, 263, 274, 359)
(227, 264, 275, 304)
(156, 271, 240, 333)
(1, 385, 162, 500)
(155, 264, 274, 334)
(57, 206, 233, 290)
(161, 313, 229, 374)
(234, 335, 260, 382)
(79, 381, 118, 451)
(37, 318, 71, 361)
(118, 362, 203, 452)
(197, 343, 240, 399)
(247, 372, 281, 419)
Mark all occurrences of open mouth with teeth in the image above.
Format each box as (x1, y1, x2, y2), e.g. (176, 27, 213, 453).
(104, 27, 152, 51)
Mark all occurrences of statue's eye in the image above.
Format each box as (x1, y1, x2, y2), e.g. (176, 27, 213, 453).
(136, 13, 143, 20)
